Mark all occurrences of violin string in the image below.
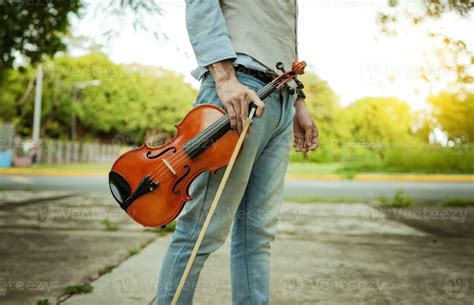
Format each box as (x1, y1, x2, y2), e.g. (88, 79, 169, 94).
(145, 115, 231, 185)
(117, 104, 230, 182)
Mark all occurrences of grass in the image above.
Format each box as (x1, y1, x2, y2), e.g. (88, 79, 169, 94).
(286, 192, 474, 208)
(64, 283, 93, 295)
(286, 162, 343, 175)
(144, 220, 177, 234)
(25, 163, 111, 170)
(440, 198, 474, 207)
(378, 190, 413, 207)
(284, 196, 363, 204)
(36, 300, 50, 305)
(101, 218, 119, 231)
(98, 265, 115, 276)
(128, 246, 141, 256)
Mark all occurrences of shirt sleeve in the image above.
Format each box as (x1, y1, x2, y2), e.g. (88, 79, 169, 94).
(185, 0, 237, 67)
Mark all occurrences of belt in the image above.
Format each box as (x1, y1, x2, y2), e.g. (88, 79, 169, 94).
(234, 65, 276, 84)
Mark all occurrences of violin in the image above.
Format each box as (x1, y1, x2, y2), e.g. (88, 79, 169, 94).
(108, 61, 306, 227)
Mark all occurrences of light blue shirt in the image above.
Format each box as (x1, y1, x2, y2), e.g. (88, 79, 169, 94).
(185, 0, 268, 80)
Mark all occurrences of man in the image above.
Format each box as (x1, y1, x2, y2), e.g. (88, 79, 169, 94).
(157, 1, 318, 304)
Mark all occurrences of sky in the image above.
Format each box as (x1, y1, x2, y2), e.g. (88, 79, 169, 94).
(70, 0, 474, 109)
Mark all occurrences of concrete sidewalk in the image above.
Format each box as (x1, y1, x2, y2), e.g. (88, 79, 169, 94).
(62, 203, 474, 305)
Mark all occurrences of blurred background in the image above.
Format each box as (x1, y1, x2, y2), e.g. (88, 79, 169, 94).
(0, 1, 473, 305)
(1, 0, 473, 181)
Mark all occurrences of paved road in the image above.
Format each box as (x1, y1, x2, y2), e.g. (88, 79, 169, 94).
(1, 174, 473, 202)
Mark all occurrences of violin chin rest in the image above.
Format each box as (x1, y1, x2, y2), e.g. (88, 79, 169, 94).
(108, 171, 131, 210)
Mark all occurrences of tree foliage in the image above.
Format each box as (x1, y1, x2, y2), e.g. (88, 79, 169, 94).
(429, 91, 474, 143)
(0, 0, 163, 78)
(0, 0, 81, 71)
(342, 97, 414, 144)
(379, 0, 473, 34)
(378, 0, 474, 88)
(0, 52, 195, 142)
(300, 72, 342, 139)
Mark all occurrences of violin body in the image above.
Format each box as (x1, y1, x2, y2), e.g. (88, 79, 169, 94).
(109, 104, 239, 227)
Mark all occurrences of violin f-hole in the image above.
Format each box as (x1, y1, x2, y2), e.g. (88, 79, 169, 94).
(172, 165, 191, 194)
(146, 146, 177, 160)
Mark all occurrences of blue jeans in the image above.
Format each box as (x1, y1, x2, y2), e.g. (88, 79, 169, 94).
(156, 71, 295, 305)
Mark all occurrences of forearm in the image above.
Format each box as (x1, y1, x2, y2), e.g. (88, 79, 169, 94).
(185, 0, 236, 67)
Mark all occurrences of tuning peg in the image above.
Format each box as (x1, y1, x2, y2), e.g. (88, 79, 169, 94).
(276, 62, 286, 73)
(285, 84, 295, 95)
(294, 78, 304, 89)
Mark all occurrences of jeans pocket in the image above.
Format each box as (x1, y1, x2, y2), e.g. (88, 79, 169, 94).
(200, 71, 263, 91)
(194, 78, 222, 108)
(194, 72, 264, 108)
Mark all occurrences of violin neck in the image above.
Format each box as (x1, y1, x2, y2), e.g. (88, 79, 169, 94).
(257, 81, 279, 100)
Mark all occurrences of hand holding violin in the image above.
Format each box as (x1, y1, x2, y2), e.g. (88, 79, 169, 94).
(209, 60, 265, 134)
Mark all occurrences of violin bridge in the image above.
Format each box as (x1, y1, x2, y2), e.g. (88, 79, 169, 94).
(162, 158, 177, 175)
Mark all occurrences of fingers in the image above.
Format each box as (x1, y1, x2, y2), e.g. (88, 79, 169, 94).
(293, 137, 305, 152)
(249, 91, 265, 117)
(304, 128, 313, 153)
(217, 79, 265, 134)
(240, 95, 249, 133)
(232, 99, 243, 134)
(308, 128, 319, 151)
(224, 103, 237, 131)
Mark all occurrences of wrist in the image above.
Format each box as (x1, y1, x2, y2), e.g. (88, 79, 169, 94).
(294, 97, 306, 107)
(208, 60, 237, 85)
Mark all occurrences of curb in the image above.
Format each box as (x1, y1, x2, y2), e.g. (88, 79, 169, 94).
(1, 168, 473, 182)
(0, 168, 107, 176)
(352, 174, 474, 183)
(285, 173, 343, 180)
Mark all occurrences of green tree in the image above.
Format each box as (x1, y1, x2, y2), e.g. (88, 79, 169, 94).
(0, 0, 81, 71)
(342, 97, 414, 143)
(428, 91, 474, 143)
(300, 72, 342, 139)
(0, 52, 196, 141)
(0, 0, 163, 77)
(378, 0, 474, 88)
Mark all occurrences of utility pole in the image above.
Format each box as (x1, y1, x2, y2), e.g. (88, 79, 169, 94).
(32, 64, 43, 163)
